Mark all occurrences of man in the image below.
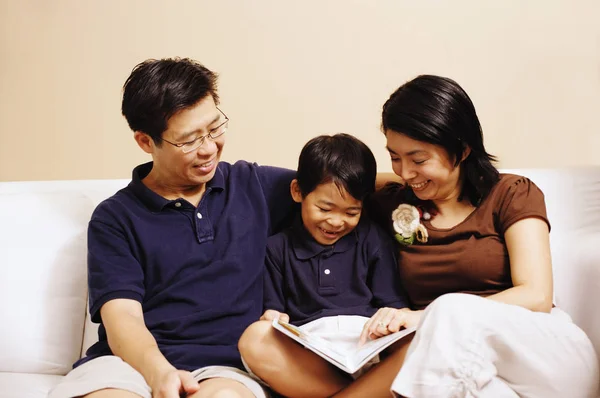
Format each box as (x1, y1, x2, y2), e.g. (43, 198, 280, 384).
(49, 58, 296, 398)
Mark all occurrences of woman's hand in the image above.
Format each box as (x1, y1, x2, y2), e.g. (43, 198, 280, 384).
(359, 307, 423, 345)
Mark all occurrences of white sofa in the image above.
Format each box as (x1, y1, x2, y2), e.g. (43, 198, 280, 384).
(0, 169, 599, 398)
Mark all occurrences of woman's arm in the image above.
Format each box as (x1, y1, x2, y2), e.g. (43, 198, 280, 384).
(487, 217, 553, 312)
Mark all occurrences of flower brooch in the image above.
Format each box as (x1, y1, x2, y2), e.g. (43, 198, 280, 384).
(392, 204, 430, 246)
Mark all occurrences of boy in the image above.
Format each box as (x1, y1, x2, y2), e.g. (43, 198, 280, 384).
(239, 133, 408, 397)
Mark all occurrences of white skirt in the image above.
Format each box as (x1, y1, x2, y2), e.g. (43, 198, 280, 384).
(391, 293, 599, 398)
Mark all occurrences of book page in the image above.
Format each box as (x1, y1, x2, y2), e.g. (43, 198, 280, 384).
(273, 319, 351, 368)
(349, 326, 416, 370)
(273, 318, 416, 374)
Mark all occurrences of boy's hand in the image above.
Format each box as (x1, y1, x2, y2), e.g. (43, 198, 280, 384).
(260, 309, 290, 323)
(359, 307, 422, 345)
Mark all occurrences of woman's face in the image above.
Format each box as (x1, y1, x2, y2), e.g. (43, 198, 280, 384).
(385, 131, 464, 203)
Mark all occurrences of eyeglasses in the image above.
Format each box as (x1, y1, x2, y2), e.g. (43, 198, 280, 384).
(160, 108, 229, 154)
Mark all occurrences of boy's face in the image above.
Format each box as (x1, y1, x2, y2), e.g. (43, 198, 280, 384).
(291, 180, 363, 245)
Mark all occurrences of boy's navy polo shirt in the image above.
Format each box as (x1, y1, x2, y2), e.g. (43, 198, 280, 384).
(264, 217, 408, 326)
(77, 161, 296, 371)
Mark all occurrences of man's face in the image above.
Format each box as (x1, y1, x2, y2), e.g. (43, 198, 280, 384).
(152, 95, 226, 188)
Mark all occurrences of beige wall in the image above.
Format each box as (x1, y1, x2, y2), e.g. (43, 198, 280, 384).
(1, 0, 599, 182)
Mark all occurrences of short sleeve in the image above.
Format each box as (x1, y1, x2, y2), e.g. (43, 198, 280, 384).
(255, 165, 298, 235)
(367, 222, 408, 309)
(263, 236, 286, 313)
(495, 175, 550, 234)
(87, 204, 145, 323)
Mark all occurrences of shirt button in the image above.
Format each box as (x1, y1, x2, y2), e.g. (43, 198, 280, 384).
(197, 213, 203, 219)
(174, 202, 182, 208)
(324, 269, 331, 275)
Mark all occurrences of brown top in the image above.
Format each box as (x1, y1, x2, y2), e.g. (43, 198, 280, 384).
(367, 174, 550, 310)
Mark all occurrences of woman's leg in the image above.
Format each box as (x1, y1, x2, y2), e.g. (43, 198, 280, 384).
(238, 320, 351, 397)
(391, 293, 599, 398)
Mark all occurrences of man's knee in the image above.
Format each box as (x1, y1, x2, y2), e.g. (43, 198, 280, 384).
(191, 378, 256, 398)
(84, 389, 144, 398)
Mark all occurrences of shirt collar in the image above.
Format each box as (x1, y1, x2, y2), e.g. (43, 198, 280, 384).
(129, 161, 225, 212)
(291, 216, 359, 260)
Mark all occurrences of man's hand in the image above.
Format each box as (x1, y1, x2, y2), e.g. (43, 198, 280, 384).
(260, 309, 290, 323)
(149, 368, 200, 398)
(359, 307, 423, 346)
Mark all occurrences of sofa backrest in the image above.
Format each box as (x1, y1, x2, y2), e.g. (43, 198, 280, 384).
(504, 168, 600, 372)
(0, 180, 127, 375)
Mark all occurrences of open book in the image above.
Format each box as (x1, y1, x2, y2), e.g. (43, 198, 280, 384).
(272, 318, 416, 374)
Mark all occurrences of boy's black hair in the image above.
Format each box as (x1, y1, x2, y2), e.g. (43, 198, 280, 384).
(296, 133, 377, 201)
(121, 57, 219, 144)
(382, 75, 500, 205)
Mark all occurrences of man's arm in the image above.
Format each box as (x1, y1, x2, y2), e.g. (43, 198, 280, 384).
(255, 165, 297, 234)
(101, 299, 200, 398)
(87, 212, 198, 398)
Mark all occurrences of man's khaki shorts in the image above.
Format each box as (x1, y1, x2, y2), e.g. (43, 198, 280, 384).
(48, 355, 269, 398)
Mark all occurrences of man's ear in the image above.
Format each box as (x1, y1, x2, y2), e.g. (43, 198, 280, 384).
(290, 179, 303, 203)
(134, 131, 156, 154)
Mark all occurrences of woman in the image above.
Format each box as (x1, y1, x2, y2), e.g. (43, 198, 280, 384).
(359, 75, 599, 397)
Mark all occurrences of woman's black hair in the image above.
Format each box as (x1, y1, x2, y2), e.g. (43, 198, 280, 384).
(382, 75, 499, 205)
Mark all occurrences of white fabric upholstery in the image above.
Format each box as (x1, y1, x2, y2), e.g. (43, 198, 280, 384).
(0, 172, 598, 398)
(80, 302, 98, 358)
(0, 180, 127, 397)
(0, 373, 63, 398)
(0, 191, 92, 375)
(507, 169, 600, 375)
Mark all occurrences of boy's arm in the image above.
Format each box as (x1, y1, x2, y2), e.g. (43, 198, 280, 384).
(263, 242, 289, 321)
(367, 224, 409, 309)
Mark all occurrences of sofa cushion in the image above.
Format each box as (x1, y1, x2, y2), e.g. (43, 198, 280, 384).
(0, 191, 94, 375)
(0, 372, 63, 398)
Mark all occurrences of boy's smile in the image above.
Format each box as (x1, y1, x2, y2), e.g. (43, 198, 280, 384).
(291, 180, 363, 245)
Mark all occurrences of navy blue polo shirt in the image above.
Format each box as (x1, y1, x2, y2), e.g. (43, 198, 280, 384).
(264, 216, 408, 326)
(77, 161, 296, 371)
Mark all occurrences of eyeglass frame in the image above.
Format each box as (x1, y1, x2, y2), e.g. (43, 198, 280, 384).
(159, 107, 229, 153)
